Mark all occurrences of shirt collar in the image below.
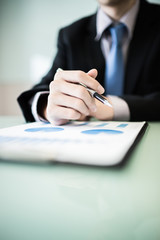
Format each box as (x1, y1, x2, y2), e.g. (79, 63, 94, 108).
(95, 0, 140, 41)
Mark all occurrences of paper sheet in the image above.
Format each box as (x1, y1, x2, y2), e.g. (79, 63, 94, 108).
(0, 121, 146, 166)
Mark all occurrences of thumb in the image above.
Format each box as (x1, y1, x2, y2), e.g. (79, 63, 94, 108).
(87, 68, 98, 79)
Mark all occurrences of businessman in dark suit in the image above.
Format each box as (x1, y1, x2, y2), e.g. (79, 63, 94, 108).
(18, 0, 160, 125)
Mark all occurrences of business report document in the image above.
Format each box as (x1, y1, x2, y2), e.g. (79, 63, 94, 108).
(0, 121, 147, 166)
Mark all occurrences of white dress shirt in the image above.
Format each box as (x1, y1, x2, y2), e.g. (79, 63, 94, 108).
(32, 0, 139, 122)
(96, 0, 139, 120)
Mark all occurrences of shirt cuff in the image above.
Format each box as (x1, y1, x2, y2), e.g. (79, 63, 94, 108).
(31, 91, 49, 122)
(108, 95, 130, 121)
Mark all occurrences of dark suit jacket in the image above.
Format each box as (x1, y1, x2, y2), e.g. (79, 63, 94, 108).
(18, 0, 160, 121)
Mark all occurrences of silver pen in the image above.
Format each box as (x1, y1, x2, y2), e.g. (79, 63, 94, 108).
(57, 68, 112, 108)
(79, 82, 112, 108)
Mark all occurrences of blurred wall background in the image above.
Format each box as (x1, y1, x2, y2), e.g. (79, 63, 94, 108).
(0, 0, 159, 116)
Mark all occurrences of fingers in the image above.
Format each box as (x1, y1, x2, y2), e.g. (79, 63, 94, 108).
(50, 80, 97, 112)
(49, 92, 90, 116)
(47, 91, 92, 125)
(46, 69, 105, 125)
(47, 103, 81, 124)
(55, 69, 104, 94)
(87, 69, 98, 79)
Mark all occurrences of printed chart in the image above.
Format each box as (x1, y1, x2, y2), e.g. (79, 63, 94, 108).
(0, 121, 146, 166)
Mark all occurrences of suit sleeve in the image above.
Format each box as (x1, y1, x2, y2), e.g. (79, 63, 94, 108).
(122, 92, 160, 121)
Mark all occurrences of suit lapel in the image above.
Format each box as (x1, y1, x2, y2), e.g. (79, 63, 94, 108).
(125, 0, 156, 93)
(85, 14, 106, 87)
(89, 39, 105, 87)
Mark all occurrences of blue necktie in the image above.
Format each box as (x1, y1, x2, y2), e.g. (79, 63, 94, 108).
(105, 23, 127, 96)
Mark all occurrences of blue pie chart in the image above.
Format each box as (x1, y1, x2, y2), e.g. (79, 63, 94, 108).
(81, 129, 123, 135)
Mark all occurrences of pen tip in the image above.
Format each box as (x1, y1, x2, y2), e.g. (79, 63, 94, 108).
(104, 100, 112, 108)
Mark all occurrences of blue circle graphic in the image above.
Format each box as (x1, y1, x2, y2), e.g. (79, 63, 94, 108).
(81, 129, 123, 135)
(25, 127, 64, 133)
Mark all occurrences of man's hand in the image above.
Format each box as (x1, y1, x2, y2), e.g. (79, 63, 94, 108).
(44, 69, 114, 125)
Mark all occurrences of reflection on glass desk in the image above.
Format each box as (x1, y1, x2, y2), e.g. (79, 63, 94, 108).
(0, 116, 160, 240)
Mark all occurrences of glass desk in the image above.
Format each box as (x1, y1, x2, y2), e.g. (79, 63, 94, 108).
(0, 117, 160, 240)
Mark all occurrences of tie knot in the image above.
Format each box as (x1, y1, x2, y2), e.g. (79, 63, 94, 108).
(109, 23, 127, 46)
